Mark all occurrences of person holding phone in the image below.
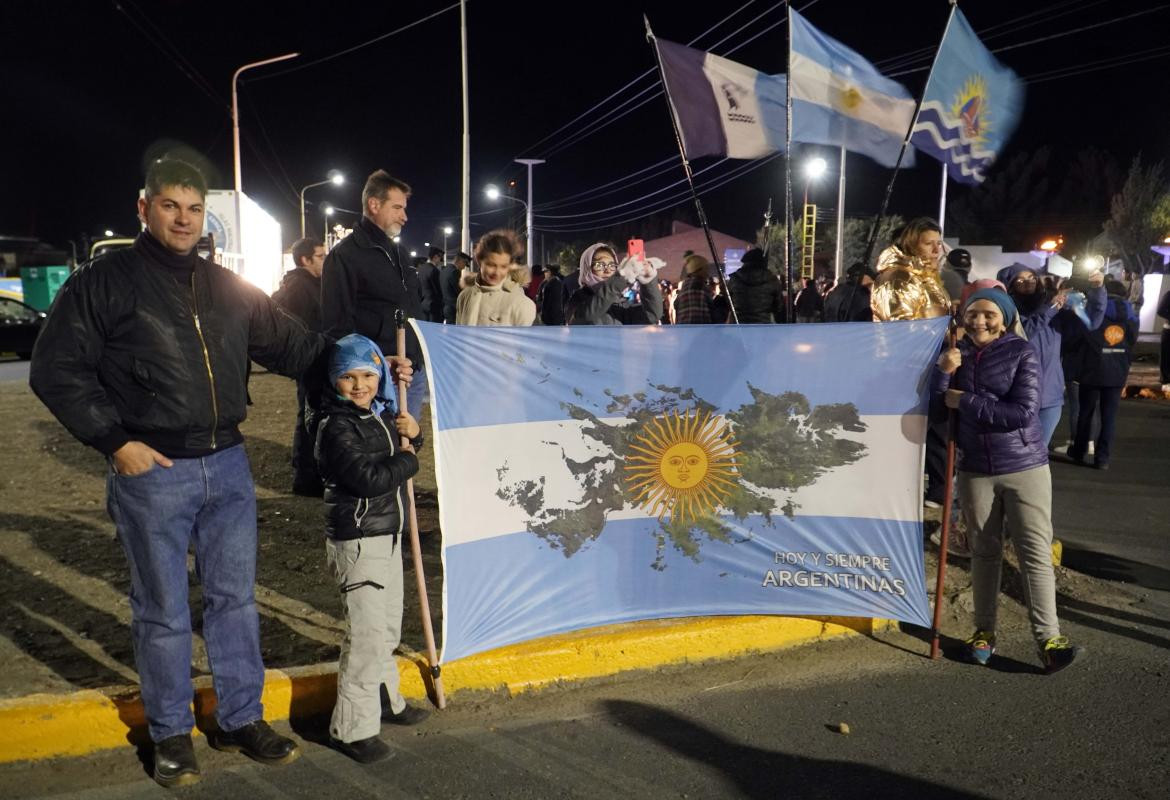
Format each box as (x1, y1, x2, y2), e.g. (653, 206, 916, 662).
(566, 241, 663, 325)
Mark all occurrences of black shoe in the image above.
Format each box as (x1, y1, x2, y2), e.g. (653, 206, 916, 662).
(381, 702, 431, 726)
(330, 735, 394, 764)
(210, 720, 300, 765)
(153, 733, 201, 788)
(1093, 461, 1109, 470)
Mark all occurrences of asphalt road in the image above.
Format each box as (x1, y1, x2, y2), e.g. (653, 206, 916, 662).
(0, 356, 30, 383)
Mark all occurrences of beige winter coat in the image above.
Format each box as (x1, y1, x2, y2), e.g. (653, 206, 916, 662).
(455, 279, 536, 326)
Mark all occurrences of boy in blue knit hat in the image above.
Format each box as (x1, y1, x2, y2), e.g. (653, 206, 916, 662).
(315, 334, 430, 763)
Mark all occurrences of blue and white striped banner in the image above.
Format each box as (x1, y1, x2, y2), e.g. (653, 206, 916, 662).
(413, 319, 948, 662)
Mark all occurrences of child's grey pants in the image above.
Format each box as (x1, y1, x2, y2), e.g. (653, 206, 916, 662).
(325, 535, 406, 743)
(958, 464, 1061, 645)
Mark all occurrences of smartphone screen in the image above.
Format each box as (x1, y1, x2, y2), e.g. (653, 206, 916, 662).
(627, 238, 645, 259)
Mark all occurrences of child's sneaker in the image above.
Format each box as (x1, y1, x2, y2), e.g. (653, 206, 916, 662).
(1039, 635, 1082, 674)
(961, 629, 996, 665)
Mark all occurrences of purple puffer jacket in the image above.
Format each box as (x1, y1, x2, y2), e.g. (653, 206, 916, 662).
(931, 333, 1048, 476)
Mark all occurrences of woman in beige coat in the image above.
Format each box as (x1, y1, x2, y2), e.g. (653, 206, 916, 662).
(455, 229, 536, 326)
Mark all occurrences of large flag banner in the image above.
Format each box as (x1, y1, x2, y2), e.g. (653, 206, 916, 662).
(653, 36, 788, 160)
(789, 9, 917, 168)
(413, 319, 949, 663)
(910, 7, 1024, 184)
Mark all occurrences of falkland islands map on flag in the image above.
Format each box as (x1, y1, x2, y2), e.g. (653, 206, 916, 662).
(413, 319, 948, 662)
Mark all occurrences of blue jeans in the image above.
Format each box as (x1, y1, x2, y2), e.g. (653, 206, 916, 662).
(1038, 405, 1062, 450)
(406, 362, 430, 422)
(107, 444, 265, 741)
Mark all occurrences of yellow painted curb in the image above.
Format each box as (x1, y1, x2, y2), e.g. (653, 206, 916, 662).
(1052, 538, 1062, 566)
(0, 614, 889, 764)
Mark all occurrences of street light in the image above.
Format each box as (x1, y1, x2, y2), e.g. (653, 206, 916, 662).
(322, 204, 334, 245)
(802, 157, 828, 205)
(514, 158, 545, 267)
(299, 170, 344, 238)
(484, 184, 530, 260)
(104, 229, 114, 237)
(232, 52, 300, 193)
(442, 225, 454, 261)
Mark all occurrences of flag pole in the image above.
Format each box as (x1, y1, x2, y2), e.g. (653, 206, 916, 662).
(834, 146, 846, 282)
(861, 3, 958, 266)
(784, 3, 795, 322)
(395, 311, 446, 709)
(930, 324, 959, 660)
(938, 162, 950, 238)
(644, 16, 740, 324)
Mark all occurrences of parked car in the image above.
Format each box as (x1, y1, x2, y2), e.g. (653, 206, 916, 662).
(0, 297, 46, 359)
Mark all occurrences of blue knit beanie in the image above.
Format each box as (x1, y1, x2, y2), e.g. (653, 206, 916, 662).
(963, 287, 1018, 329)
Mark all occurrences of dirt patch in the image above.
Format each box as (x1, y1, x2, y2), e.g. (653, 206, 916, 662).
(0, 370, 442, 697)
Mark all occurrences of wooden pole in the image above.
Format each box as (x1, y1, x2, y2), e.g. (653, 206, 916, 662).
(930, 326, 959, 660)
(395, 311, 446, 708)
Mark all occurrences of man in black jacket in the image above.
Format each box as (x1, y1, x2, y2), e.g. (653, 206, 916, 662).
(823, 263, 876, 322)
(29, 159, 322, 786)
(274, 237, 326, 495)
(322, 170, 429, 419)
(726, 247, 784, 323)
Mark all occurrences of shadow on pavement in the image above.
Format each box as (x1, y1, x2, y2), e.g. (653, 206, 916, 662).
(601, 699, 989, 799)
(1059, 546, 1170, 592)
(1056, 596, 1170, 650)
(894, 623, 1040, 673)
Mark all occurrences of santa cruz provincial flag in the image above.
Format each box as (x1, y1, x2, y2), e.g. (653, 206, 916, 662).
(411, 319, 948, 663)
(653, 36, 788, 160)
(789, 9, 917, 168)
(910, 7, 1024, 184)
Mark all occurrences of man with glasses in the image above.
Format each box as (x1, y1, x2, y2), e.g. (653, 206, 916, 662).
(322, 170, 429, 420)
(566, 242, 663, 325)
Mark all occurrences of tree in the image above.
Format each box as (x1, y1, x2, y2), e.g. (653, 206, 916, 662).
(823, 215, 904, 272)
(1104, 157, 1169, 276)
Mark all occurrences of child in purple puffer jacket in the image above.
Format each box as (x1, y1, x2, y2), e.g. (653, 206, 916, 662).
(933, 287, 1082, 674)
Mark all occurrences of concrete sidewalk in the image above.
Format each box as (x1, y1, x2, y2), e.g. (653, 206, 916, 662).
(0, 614, 888, 764)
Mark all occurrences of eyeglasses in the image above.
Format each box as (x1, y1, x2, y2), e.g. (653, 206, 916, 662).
(590, 259, 618, 273)
(1015, 275, 1039, 284)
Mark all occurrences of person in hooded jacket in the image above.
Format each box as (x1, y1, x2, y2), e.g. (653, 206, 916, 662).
(566, 242, 663, 325)
(933, 287, 1081, 674)
(726, 247, 784, 323)
(455, 229, 536, 326)
(1066, 280, 1139, 469)
(673, 255, 713, 324)
(997, 263, 1106, 449)
(823, 263, 875, 322)
(315, 334, 430, 764)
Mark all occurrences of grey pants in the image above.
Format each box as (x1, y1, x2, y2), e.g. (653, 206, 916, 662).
(326, 535, 406, 743)
(958, 465, 1061, 644)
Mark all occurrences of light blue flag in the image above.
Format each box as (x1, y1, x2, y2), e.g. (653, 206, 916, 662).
(412, 319, 947, 663)
(789, 9, 917, 168)
(911, 7, 1024, 184)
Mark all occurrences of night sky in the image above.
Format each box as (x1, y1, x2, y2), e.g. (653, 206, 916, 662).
(4, 0, 1169, 256)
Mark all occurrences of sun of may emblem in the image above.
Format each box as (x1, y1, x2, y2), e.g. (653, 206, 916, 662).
(624, 408, 739, 526)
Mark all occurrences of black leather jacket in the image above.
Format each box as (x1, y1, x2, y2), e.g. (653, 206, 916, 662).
(321, 216, 426, 366)
(30, 234, 327, 458)
(315, 395, 419, 541)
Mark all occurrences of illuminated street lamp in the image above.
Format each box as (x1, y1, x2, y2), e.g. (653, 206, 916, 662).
(299, 170, 344, 238)
(442, 225, 454, 261)
(322, 204, 334, 244)
(802, 157, 828, 206)
(104, 229, 114, 237)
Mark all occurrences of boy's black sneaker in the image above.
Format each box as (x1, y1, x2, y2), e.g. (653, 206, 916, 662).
(330, 735, 394, 764)
(381, 702, 431, 726)
(1039, 635, 1083, 674)
(153, 733, 200, 788)
(210, 720, 300, 765)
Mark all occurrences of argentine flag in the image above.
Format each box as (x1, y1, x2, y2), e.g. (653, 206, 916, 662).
(653, 36, 788, 160)
(412, 320, 947, 663)
(910, 7, 1024, 184)
(789, 9, 916, 168)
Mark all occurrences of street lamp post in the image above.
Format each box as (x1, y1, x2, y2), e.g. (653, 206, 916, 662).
(484, 185, 529, 245)
(299, 171, 344, 238)
(514, 158, 545, 267)
(442, 225, 454, 262)
(232, 52, 299, 193)
(322, 204, 334, 247)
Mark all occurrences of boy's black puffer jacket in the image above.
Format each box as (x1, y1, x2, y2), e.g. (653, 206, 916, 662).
(315, 394, 419, 541)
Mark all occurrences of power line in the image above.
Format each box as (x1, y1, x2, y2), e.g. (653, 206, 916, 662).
(538, 156, 679, 209)
(1024, 44, 1170, 84)
(249, 3, 461, 81)
(536, 158, 729, 219)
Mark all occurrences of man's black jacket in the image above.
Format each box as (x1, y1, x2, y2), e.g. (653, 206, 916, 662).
(273, 267, 323, 332)
(823, 280, 873, 322)
(726, 264, 785, 323)
(321, 216, 426, 366)
(29, 233, 327, 458)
